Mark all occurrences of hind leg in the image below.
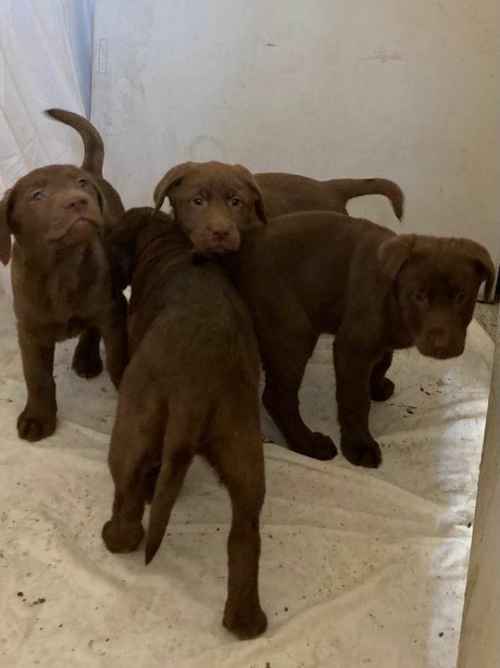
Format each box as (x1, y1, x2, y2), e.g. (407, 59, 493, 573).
(208, 404, 267, 639)
(370, 350, 395, 402)
(102, 380, 164, 553)
(101, 293, 129, 389)
(72, 327, 103, 378)
(261, 325, 337, 460)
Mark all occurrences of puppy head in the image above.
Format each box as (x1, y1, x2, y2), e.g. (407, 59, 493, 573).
(153, 160, 268, 254)
(378, 234, 494, 359)
(0, 165, 105, 265)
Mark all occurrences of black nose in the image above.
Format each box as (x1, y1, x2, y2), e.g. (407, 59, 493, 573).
(64, 195, 89, 212)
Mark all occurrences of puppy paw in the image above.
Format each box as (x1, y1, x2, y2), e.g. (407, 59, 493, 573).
(341, 435, 382, 469)
(371, 377, 395, 402)
(223, 604, 268, 640)
(17, 409, 56, 442)
(72, 346, 103, 379)
(296, 432, 338, 461)
(102, 520, 144, 553)
(288, 432, 338, 460)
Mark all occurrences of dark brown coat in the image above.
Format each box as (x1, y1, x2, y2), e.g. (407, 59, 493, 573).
(255, 172, 404, 219)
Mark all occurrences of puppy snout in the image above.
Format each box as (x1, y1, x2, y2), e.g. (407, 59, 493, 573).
(428, 327, 448, 350)
(63, 194, 89, 213)
(420, 326, 464, 359)
(210, 228, 230, 242)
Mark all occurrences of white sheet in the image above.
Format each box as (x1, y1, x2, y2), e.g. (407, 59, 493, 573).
(0, 291, 493, 668)
(0, 0, 94, 299)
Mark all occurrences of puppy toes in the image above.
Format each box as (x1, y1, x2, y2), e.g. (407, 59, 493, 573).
(307, 433, 338, 460)
(341, 435, 382, 469)
(102, 520, 144, 553)
(223, 605, 268, 640)
(72, 348, 103, 379)
(17, 409, 56, 442)
(371, 377, 395, 402)
(288, 432, 337, 461)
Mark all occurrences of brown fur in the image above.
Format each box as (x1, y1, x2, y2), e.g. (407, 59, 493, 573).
(223, 211, 494, 468)
(153, 160, 268, 254)
(102, 204, 267, 640)
(0, 109, 127, 442)
(255, 172, 404, 219)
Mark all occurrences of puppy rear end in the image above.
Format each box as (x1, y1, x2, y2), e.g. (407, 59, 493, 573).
(102, 228, 267, 639)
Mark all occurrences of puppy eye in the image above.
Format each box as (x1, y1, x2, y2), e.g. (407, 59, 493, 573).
(30, 190, 45, 201)
(229, 197, 241, 207)
(413, 290, 428, 304)
(192, 197, 204, 206)
(455, 290, 466, 304)
(78, 178, 89, 188)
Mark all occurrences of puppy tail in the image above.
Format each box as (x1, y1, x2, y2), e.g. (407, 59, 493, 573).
(45, 108, 105, 177)
(144, 414, 198, 566)
(326, 178, 405, 221)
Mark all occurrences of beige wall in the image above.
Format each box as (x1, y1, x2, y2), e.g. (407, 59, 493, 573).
(458, 315, 500, 666)
(93, 0, 500, 272)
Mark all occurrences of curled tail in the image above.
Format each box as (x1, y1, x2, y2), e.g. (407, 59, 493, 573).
(326, 178, 405, 220)
(145, 410, 202, 565)
(45, 108, 104, 177)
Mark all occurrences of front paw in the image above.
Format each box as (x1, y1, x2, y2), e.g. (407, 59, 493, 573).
(223, 603, 268, 640)
(17, 408, 56, 442)
(292, 432, 338, 461)
(371, 377, 395, 402)
(102, 519, 144, 553)
(341, 434, 382, 468)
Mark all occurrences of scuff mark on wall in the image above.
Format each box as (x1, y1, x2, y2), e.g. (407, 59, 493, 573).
(362, 48, 405, 64)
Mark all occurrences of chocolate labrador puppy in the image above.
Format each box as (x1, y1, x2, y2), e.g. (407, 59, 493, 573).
(152, 160, 267, 254)
(255, 172, 404, 220)
(223, 212, 494, 467)
(102, 164, 268, 639)
(0, 109, 127, 442)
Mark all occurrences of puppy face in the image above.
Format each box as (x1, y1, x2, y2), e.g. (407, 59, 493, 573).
(0, 165, 104, 264)
(378, 235, 494, 359)
(397, 255, 482, 358)
(153, 161, 268, 254)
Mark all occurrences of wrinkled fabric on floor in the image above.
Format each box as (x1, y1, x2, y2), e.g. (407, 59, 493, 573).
(0, 292, 493, 668)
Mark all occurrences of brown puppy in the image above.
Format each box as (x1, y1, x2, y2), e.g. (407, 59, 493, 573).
(102, 205, 267, 640)
(0, 109, 127, 442)
(255, 172, 404, 219)
(153, 160, 268, 254)
(223, 211, 494, 467)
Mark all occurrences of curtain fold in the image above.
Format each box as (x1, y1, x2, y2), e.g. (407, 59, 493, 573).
(0, 0, 95, 298)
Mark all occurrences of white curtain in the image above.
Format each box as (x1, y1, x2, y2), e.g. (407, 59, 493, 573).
(0, 0, 95, 297)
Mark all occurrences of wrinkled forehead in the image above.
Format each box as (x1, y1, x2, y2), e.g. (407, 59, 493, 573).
(176, 165, 251, 198)
(404, 251, 477, 291)
(14, 165, 86, 194)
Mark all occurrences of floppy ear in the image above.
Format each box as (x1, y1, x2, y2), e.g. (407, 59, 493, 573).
(449, 238, 496, 301)
(377, 234, 416, 280)
(0, 189, 13, 266)
(234, 164, 269, 225)
(153, 162, 196, 212)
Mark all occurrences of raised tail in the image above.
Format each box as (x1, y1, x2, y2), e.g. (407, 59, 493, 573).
(144, 411, 200, 565)
(45, 108, 104, 177)
(326, 178, 405, 221)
